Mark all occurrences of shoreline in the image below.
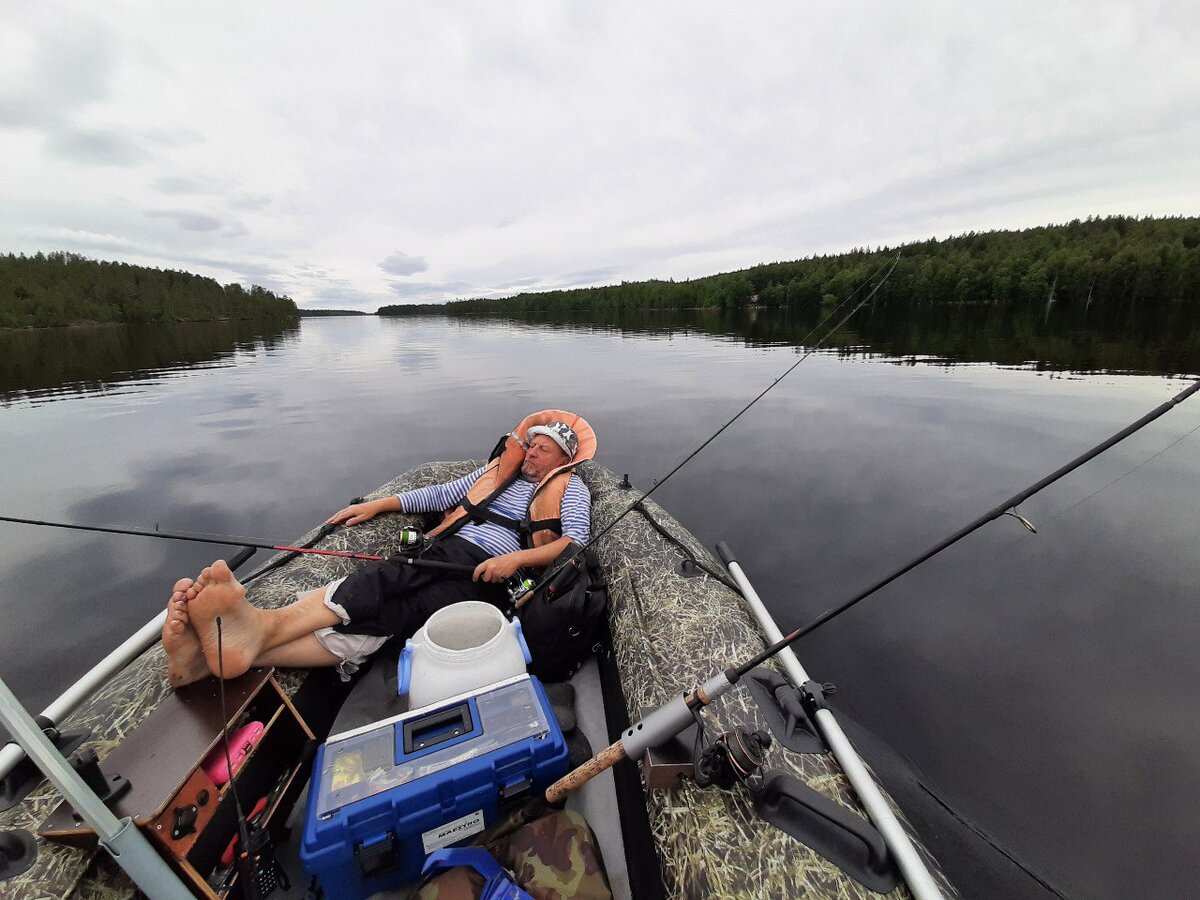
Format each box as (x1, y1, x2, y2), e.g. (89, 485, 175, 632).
(0, 314, 300, 333)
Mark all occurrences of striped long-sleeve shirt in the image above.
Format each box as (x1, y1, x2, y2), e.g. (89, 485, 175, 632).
(397, 467, 591, 558)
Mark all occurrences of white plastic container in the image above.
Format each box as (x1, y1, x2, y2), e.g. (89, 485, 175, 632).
(398, 601, 531, 710)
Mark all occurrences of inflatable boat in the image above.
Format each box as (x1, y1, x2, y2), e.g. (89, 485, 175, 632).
(0, 461, 956, 899)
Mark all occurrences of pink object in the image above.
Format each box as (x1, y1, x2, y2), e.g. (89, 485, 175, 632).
(202, 721, 265, 787)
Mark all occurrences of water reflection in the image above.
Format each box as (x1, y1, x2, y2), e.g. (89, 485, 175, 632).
(0, 320, 301, 406)
(4, 296, 1197, 407)
(474, 299, 1200, 374)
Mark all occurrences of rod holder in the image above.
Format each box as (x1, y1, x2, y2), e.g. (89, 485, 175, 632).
(0, 717, 90, 812)
(0, 829, 37, 881)
(70, 748, 131, 807)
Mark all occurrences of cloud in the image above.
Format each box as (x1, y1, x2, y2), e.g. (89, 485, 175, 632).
(0, 17, 153, 167)
(559, 267, 619, 286)
(45, 128, 151, 166)
(174, 255, 279, 279)
(145, 209, 224, 232)
(308, 284, 391, 310)
(388, 280, 474, 301)
(0, 26, 114, 128)
(379, 250, 429, 276)
(14, 225, 135, 253)
(152, 175, 201, 194)
(150, 174, 271, 210)
(229, 193, 271, 211)
(0, 96, 45, 129)
(141, 125, 203, 148)
(293, 262, 331, 278)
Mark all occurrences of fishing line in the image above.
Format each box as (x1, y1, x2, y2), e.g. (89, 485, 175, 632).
(523, 251, 902, 598)
(0, 515, 474, 573)
(996, 409, 1200, 551)
(730, 376, 1200, 658)
(0, 515, 373, 559)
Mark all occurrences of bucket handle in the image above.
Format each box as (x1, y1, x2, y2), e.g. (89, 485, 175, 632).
(512, 619, 532, 666)
(397, 639, 414, 698)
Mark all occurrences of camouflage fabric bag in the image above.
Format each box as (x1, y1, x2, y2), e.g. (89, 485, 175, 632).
(416, 809, 612, 900)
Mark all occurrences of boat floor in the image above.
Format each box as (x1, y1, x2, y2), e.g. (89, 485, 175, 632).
(273, 656, 631, 899)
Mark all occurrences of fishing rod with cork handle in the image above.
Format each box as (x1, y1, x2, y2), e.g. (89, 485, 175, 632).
(535, 376, 1200, 894)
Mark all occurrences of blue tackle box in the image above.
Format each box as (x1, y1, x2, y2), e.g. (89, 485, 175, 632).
(299, 673, 569, 900)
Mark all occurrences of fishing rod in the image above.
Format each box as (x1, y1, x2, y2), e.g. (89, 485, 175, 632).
(0, 515, 475, 575)
(517, 251, 902, 603)
(539, 375, 1200, 800)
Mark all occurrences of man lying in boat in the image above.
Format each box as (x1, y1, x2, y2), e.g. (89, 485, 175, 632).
(162, 416, 593, 688)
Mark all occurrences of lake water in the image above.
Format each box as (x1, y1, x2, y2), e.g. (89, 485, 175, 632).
(2, 311, 1198, 898)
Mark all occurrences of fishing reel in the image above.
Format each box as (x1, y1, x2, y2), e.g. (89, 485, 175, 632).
(693, 725, 772, 791)
(507, 546, 586, 608)
(508, 576, 536, 605)
(396, 527, 425, 551)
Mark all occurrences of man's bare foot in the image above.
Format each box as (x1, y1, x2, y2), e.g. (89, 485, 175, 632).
(187, 560, 264, 680)
(184, 573, 206, 602)
(163, 579, 210, 688)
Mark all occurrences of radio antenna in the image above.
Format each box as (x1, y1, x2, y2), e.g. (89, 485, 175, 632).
(215, 618, 286, 897)
(215, 620, 252, 852)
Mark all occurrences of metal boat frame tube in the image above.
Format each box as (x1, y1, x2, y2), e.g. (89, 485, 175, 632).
(0, 610, 167, 783)
(719, 550, 945, 900)
(0, 671, 192, 900)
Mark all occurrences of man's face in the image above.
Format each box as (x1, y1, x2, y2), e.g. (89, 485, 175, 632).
(521, 435, 570, 481)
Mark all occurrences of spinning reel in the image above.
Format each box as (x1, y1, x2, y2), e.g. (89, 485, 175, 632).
(693, 725, 772, 791)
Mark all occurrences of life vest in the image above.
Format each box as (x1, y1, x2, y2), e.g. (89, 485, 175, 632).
(426, 409, 597, 549)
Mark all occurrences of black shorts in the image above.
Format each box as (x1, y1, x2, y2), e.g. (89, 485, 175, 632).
(329, 537, 508, 640)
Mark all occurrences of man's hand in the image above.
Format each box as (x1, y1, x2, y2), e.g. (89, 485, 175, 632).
(473, 553, 522, 583)
(326, 497, 399, 527)
(472, 537, 575, 584)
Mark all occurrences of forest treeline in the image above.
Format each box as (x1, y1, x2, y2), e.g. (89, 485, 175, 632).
(379, 216, 1200, 317)
(0, 251, 298, 328)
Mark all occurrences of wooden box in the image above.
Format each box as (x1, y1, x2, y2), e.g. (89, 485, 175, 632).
(40, 668, 313, 897)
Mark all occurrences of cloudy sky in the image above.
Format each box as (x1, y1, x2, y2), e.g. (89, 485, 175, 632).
(2, 2, 1197, 309)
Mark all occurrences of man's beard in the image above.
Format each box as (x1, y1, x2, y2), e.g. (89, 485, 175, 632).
(520, 462, 539, 481)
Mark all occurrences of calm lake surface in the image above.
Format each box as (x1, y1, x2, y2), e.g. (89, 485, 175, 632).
(2, 311, 1198, 898)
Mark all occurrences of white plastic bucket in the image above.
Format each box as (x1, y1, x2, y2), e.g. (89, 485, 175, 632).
(398, 601, 531, 709)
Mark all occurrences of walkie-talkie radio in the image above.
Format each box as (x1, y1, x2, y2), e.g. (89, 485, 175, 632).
(215, 618, 289, 899)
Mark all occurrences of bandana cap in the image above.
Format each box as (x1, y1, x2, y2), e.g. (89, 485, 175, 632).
(526, 422, 579, 460)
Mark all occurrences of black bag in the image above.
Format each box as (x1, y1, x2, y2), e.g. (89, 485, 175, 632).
(516, 546, 609, 683)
